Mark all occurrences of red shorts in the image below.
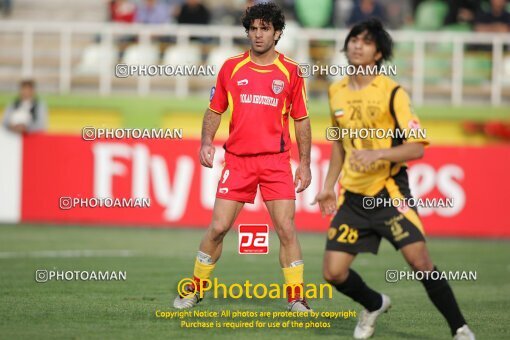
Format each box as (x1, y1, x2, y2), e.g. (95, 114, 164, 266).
(216, 151, 296, 203)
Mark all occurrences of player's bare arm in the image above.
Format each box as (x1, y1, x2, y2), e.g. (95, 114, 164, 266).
(199, 109, 221, 168)
(351, 142, 425, 168)
(294, 117, 311, 193)
(312, 140, 345, 216)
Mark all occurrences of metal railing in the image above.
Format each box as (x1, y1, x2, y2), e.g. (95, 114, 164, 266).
(0, 21, 509, 105)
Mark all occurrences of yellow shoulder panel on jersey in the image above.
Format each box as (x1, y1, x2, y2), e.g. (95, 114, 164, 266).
(283, 56, 299, 66)
(230, 54, 251, 79)
(227, 53, 245, 60)
(274, 58, 290, 83)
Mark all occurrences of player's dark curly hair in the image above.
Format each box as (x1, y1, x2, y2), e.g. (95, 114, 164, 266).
(343, 18, 393, 67)
(241, 2, 285, 45)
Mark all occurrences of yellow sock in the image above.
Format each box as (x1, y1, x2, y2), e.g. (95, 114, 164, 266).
(193, 258, 216, 281)
(282, 263, 304, 284)
(193, 251, 216, 291)
(282, 261, 304, 301)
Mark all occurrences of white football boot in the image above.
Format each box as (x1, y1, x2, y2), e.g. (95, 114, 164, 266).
(287, 298, 313, 312)
(453, 325, 475, 340)
(353, 294, 392, 339)
(173, 284, 202, 309)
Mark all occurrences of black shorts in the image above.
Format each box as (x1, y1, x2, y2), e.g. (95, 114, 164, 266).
(325, 174, 426, 254)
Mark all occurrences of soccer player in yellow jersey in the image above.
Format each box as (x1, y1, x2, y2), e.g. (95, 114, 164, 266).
(313, 19, 475, 340)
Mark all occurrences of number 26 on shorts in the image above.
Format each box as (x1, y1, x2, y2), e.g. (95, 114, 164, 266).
(328, 224, 359, 244)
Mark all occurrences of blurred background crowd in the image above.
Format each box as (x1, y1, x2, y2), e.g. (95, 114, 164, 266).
(1, 0, 509, 31)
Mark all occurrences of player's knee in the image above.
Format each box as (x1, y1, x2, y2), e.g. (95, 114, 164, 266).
(275, 219, 296, 245)
(408, 257, 434, 272)
(209, 221, 230, 241)
(323, 268, 349, 284)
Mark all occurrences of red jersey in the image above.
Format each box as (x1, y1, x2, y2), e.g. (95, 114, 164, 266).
(111, 1, 136, 23)
(209, 51, 309, 156)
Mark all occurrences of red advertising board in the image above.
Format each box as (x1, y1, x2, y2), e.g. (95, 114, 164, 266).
(21, 134, 510, 237)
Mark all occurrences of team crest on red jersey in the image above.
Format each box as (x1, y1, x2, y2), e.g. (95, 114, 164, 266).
(272, 79, 284, 94)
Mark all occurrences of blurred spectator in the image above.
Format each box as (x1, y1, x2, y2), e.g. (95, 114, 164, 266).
(2, 80, 47, 134)
(135, 0, 171, 24)
(163, 0, 185, 19)
(280, 0, 297, 21)
(334, 0, 354, 27)
(384, 0, 412, 28)
(474, 0, 510, 32)
(444, 0, 480, 25)
(347, 0, 387, 27)
(176, 0, 210, 24)
(108, 0, 138, 46)
(411, 0, 425, 16)
(0, 0, 11, 16)
(110, 0, 136, 23)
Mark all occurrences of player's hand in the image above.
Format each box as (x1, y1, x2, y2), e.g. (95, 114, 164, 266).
(199, 143, 215, 168)
(294, 163, 311, 193)
(311, 189, 337, 217)
(351, 149, 380, 167)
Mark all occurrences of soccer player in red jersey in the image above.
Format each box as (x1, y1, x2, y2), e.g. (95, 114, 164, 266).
(173, 2, 313, 311)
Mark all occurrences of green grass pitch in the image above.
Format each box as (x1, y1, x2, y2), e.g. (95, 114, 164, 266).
(0, 225, 508, 339)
